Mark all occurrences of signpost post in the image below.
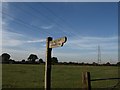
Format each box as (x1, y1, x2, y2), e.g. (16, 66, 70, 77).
(45, 37, 52, 90)
(45, 36, 67, 90)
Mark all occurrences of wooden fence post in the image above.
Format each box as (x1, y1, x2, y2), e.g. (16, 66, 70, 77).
(82, 72, 91, 90)
(45, 37, 52, 90)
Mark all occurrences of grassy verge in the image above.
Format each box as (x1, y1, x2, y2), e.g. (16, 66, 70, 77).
(2, 64, 119, 88)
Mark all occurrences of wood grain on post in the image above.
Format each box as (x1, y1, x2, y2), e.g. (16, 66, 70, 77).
(82, 72, 91, 90)
(45, 37, 52, 90)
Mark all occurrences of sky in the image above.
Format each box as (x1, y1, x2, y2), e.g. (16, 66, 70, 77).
(1, 2, 118, 63)
(1, 0, 120, 2)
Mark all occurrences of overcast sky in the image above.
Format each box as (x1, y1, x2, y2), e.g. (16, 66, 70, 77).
(1, 2, 118, 63)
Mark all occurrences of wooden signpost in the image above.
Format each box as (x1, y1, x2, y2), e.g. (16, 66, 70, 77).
(49, 37, 67, 48)
(45, 36, 67, 90)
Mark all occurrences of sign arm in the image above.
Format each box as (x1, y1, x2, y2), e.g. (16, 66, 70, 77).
(49, 36, 67, 48)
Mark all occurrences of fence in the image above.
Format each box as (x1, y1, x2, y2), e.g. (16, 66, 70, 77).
(82, 72, 120, 90)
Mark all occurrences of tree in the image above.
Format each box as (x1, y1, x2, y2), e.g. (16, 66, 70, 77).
(39, 58, 44, 63)
(92, 62, 98, 66)
(51, 57, 58, 64)
(9, 59, 15, 64)
(106, 62, 111, 66)
(28, 54, 38, 63)
(117, 62, 120, 66)
(21, 59, 26, 64)
(1, 53, 10, 64)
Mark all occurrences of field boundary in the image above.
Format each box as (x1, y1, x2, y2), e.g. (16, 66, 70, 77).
(82, 72, 120, 90)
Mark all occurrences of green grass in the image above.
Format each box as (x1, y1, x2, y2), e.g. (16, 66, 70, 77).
(2, 64, 119, 88)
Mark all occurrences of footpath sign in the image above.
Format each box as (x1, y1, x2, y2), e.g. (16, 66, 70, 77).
(49, 37, 67, 48)
(45, 36, 67, 90)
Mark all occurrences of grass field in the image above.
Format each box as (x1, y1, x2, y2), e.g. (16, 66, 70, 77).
(2, 64, 119, 89)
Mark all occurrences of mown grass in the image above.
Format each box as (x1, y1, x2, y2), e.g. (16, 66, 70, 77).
(2, 64, 119, 88)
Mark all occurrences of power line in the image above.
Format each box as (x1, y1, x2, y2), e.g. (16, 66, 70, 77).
(3, 4, 71, 37)
(40, 3, 78, 36)
(3, 3, 80, 39)
(2, 10, 53, 37)
(11, 3, 66, 36)
(2, 3, 84, 64)
(25, 3, 77, 37)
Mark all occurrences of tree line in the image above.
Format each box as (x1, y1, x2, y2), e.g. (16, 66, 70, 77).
(0, 53, 120, 66)
(0, 53, 58, 64)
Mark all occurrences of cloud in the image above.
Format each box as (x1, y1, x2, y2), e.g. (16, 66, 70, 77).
(52, 35, 118, 63)
(40, 24, 54, 29)
(2, 30, 118, 63)
(27, 39, 46, 43)
(2, 30, 24, 46)
(2, 47, 46, 61)
(2, 30, 46, 60)
(67, 36, 118, 50)
(2, 3, 25, 47)
(2, 30, 46, 47)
